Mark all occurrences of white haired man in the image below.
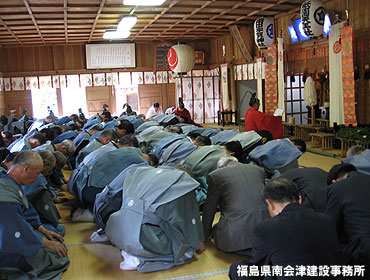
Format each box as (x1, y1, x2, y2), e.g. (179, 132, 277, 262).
(0, 151, 69, 279)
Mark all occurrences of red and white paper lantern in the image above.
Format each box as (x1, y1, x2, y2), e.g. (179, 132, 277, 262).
(167, 44, 195, 74)
(301, 0, 325, 38)
(254, 17, 274, 49)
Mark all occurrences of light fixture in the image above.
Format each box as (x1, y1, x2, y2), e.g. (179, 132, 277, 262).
(103, 30, 131, 40)
(288, 25, 299, 43)
(117, 15, 137, 31)
(294, 19, 310, 41)
(323, 13, 332, 36)
(123, 0, 166, 6)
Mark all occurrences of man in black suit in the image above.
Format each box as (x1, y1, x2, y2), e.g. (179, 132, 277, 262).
(279, 167, 328, 212)
(325, 166, 370, 277)
(229, 178, 343, 280)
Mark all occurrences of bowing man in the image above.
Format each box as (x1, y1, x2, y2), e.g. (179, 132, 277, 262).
(0, 151, 69, 279)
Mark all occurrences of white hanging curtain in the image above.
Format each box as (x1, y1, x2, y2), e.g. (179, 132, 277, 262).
(220, 63, 230, 110)
(256, 58, 263, 111)
(329, 22, 345, 126)
(277, 38, 285, 121)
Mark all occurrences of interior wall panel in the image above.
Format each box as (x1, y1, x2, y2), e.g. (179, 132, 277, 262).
(4, 90, 33, 118)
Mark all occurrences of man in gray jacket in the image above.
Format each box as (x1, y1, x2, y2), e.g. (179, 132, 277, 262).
(202, 156, 269, 255)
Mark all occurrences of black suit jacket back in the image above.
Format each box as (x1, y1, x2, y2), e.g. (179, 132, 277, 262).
(252, 203, 343, 279)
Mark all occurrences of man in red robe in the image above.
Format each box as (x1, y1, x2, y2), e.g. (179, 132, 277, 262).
(244, 94, 283, 139)
(173, 103, 202, 127)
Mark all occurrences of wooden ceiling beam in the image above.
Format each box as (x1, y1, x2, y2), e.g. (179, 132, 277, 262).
(0, 17, 23, 45)
(131, 0, 179, 40)
(274, 0, 331, 19)
(172, 0, 253, 40)
(0, 0, 306, 46)
(88, 0, 105, 42)
(64, 0, 68, 43)
(157, 0, 215, 37)
(6, 26, 36, 30)
(23, 0, 44, 43)
(195, 0, 293, 40)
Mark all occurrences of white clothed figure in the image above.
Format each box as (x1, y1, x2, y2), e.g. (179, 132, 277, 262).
(146, 104, 163, 119)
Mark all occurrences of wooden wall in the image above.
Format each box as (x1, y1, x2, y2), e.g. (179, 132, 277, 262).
(4, 90, 33, 118)
(0, 40, 212, 75)
(277, 0, 370, 45)
(209, 25, 259, 66)
(0, 43, 158, 74)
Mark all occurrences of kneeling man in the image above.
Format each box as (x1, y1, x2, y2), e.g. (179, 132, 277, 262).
(0, 151, 69, 279)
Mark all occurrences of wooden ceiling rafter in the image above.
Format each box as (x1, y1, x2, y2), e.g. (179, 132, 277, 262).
(88, 0, 105, 42)
(156, 0, 215, 39)
(274, 0, 332, 19)
(0, 0, 310, 45)
(64, 0, 68, 43)
(173, 0, 253, 40)
(196, 0, 294, 39)
(0, 17, 23, 45)
(131, 0, 179, 40)
(23, 0, 44, 43)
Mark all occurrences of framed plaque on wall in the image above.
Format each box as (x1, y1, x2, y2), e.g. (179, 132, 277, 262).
(85, 43, 136, 69)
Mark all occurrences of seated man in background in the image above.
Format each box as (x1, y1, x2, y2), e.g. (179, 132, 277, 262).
(0, 115, 9, 131)
(73, 124, 103, 148)
(76, 129, 116, 166)
(346, 145, 365, 158)
(47, 151, 67, 192)
(34, 139, 76, 192)
(0, 151, 69, 279)
(279, 167, 328, 212)
(325, 163, 370, 276)
(105, 165, 204, 273)
(67, 124, 103, 169)
(202, 156, 268, 255)
(146, 102, 163, 119)
(182, 145, 227, 203)
(244, 93, 282, 139)
(327, 163, 357, 186)
(72, 135, 145, 221)
(173, 102, 201, 127)
(1, 130, 14, 147)
(89, 120, 134, 143)
(247, 138, 304, 177)
(33, 139, 76, 157)
(0, 152, 18, 173)
(222, 141, 243, 162)
(21, 151, 65, 235)
(192, 135, 211, 146)
(229, 178, 343, 280)
(9, 133, 46, 152)
(342, 146, 370, 175)
(54, 114, 78, 126)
